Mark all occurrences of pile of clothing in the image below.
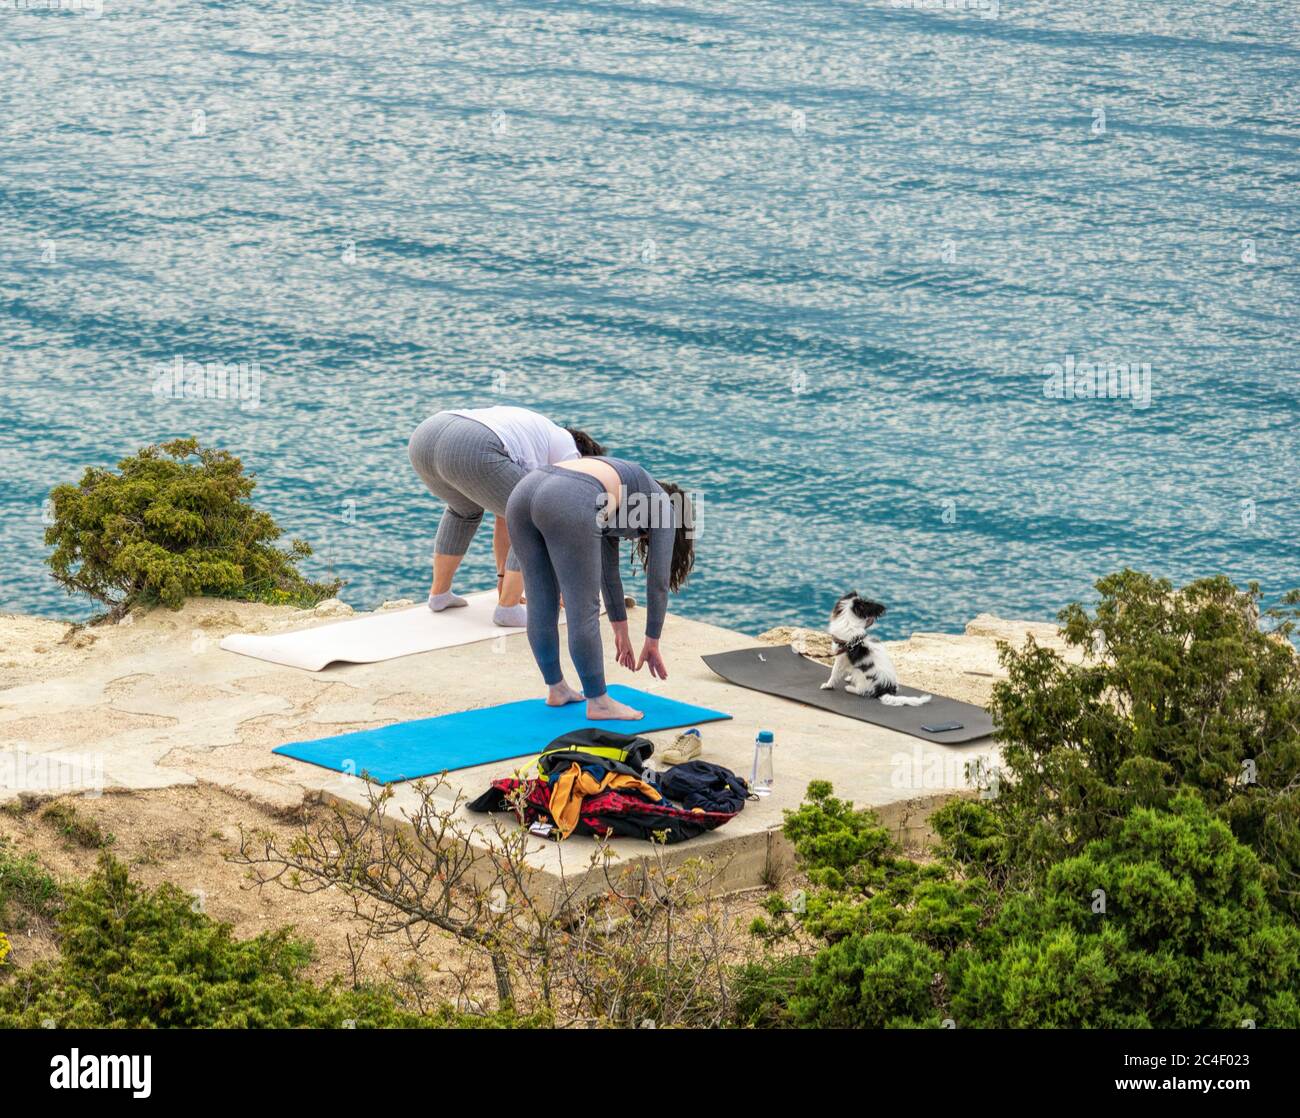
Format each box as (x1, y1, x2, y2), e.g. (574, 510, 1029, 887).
(467, 728, 752, 844)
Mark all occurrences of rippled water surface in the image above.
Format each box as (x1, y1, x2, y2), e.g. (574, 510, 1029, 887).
(2, 1, 1298, 636)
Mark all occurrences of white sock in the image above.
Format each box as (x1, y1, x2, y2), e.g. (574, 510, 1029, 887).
(428, 590, 468, 612)
(493, 603, 527, 627)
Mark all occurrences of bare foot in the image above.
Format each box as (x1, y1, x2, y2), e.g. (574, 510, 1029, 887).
(586, 694, 644, 721)
(546, 682, 585, 707)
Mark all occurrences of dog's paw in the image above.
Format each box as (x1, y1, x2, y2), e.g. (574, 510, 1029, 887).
(819, 680, 835, 690)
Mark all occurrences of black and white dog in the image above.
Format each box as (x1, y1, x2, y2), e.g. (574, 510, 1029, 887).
(820, 592, 931, 706)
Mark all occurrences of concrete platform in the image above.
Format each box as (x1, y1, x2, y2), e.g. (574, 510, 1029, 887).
(0, 596, 1014, 895)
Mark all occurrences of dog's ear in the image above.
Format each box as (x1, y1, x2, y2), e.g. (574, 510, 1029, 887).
(864, 600, 887, 619)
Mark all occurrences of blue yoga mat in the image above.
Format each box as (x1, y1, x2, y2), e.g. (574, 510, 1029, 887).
(273, 684, 732, 783)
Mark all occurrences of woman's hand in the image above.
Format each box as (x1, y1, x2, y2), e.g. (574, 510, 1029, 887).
(612, 621, 636, 671)
(637, 637, 667, 680)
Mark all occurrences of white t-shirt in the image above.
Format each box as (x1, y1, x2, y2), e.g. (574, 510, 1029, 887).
(450, 406, 579, 471)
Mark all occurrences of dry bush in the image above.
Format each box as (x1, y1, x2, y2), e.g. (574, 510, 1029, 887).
(233, 777, 746, 1027)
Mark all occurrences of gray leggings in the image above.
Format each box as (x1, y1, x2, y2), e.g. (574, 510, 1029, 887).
(408, 412, 525, 571)
(506, 466, 609, 699)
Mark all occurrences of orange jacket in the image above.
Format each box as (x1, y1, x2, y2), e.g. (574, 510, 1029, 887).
(548, 762, 663, 838)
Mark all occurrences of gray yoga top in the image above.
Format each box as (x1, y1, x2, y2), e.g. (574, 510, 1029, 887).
(594, 456, 676, 640)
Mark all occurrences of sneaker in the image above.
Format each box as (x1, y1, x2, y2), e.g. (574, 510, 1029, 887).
(661, 728, 702, 766)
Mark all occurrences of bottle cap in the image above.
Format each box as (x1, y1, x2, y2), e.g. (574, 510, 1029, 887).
(757, 730, 774, 743)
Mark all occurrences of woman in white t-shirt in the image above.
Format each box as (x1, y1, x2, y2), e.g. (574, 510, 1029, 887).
(407, 406, 604, 626)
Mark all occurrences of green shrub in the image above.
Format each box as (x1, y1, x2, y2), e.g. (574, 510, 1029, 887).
(44, 438, 341, 617)
(754, 782, 988, 951)
(949, 794, 1300, 1028)
(929, 796, 1009, 880)
(730, 956, 809, 1029)
(989, 570, 1300, 912)
(0, 853, 534, 1029)
(744, 785, 1300, 1029)
(789, 932, 943, 1029)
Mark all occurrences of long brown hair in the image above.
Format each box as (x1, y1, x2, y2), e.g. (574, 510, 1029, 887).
(633, 480, 695, 592)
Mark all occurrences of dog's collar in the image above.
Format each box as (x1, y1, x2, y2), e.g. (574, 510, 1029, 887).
(832, 633, 872, 655)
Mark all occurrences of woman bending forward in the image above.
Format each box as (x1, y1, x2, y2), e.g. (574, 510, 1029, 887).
(505, 456, 694, 720)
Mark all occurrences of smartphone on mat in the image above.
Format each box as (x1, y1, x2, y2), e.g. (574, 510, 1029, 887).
(921, 721, 964, 733)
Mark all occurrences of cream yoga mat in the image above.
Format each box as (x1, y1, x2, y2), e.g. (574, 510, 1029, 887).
(221, 590, 544, 671)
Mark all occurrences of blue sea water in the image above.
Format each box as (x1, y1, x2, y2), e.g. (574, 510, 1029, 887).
(1, 0, 1298, 639)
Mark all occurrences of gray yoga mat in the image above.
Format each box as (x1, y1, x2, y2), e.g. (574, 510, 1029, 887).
(701, 644, 996, 745)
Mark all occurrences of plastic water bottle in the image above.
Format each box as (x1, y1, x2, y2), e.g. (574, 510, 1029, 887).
(751, 730, 774, 796)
